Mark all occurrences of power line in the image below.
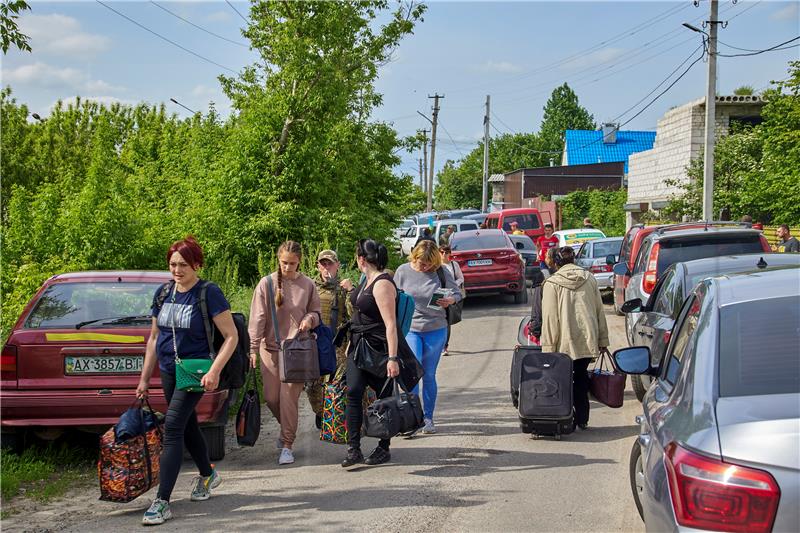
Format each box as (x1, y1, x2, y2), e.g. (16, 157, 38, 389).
(96, 0, 237, 74)
(717, 36, 800, 57)
(150, 1, 248, 47)
(225, 0, 249, 24)
(437, 121, 466, 159)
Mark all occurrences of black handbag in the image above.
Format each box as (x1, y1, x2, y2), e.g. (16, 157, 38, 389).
(351, 332, 388, 377)
(364, 378, 425, 440)
(447, 300, 463, 325)
(235, 370, 261, 446)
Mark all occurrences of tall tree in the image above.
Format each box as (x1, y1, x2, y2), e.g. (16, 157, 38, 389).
(1, 0, 31, 53)
(539, 83, 595, 154)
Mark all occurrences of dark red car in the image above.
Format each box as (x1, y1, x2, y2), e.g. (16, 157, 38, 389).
(450, 229, 527, 303)
(1, 271, 230, 459)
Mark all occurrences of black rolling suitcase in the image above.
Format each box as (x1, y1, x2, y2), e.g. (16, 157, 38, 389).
(517, 351, 574, 440)
(510, 344, 541, 408)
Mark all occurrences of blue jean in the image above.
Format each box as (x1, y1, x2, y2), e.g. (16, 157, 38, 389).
(406, 327, 448, 420)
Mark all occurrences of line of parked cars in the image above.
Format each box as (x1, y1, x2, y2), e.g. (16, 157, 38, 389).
(609, 220, 799, 532)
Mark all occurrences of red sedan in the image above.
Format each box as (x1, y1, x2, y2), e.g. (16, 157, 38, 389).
(1, 271, 230, 459)
(450, 229, 527, 304)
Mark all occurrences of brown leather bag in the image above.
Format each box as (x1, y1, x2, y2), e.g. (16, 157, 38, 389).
(266, 277, 320, 383)
(588, 349, 626, 408)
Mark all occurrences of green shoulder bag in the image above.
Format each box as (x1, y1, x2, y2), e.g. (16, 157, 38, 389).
(166, 283, 213, 392)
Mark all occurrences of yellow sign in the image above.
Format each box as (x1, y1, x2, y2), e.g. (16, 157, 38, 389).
(46, 333, 145, 343)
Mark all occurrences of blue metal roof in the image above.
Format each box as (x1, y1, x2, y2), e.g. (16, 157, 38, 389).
(564, 130, 656, 173)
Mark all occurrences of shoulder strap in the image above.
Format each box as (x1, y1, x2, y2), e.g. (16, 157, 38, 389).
(155, 281, 174, 311)
(329, 287, 340, 331)
(435, 267, 446, 288)
(198, 281, 217, 358)
(266, 276, 281, 345)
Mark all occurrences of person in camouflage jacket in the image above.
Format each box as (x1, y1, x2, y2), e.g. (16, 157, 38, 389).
(306, 250, 354, 428)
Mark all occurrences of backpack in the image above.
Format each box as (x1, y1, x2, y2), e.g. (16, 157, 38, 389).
(156, 281, 250, 390)
(356, 274, 414, 337)
(313, 311, 337, 376)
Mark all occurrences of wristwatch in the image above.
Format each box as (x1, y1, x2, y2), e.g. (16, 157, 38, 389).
(388, 356, 399, 362)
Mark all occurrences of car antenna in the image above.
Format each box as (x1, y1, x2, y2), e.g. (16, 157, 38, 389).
(756, 257, 768, 269)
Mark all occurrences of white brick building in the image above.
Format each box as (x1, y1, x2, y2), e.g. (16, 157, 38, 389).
(625, 95, 764, 227)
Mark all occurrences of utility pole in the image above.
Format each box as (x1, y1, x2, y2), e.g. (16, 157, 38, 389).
(702, 0, 719, 221)
(418, 158, 424, 190)
(482, 95, 491, 212)
(419, 128, 429, 193)
(428, 94, 443, 211)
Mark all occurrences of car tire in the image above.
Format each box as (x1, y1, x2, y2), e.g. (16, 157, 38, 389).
(202, 425, 226, 461)
(631, 374, 651, 403)
(629, 439, 645, 521)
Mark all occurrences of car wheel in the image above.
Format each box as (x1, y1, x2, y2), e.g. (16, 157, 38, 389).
(631, 374, 651, 403)
(629, 439, 645, 521)
(202, 425, 226, 461)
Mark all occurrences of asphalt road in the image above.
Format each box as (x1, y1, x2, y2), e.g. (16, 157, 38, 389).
(6, 292, 645, 533)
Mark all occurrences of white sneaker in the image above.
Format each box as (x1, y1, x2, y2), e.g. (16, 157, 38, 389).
(278, 447, 295, 465)
(142, 498, 172, 525)
(422, 418, 436, 434)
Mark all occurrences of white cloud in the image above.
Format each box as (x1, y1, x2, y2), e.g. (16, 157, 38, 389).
(771, 2, 799, 21)
(561, 47, 626, 69)
(476, 60, 524, 74)
(190, 84, 219, 98)
(86, 79, 126, 93)
(3, 62, 84, 88)
(19, 14, 110, 57)
(206, 10, 233, 23)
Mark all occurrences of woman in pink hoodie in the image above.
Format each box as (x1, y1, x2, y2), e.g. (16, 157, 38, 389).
(248, 241, 320, 465)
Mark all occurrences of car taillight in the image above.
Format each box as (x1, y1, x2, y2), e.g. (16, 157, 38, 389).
(665, 443, 780, 533)
(663, 330, 671, 345)
(590, 264, 612, 273)
(642, 242, 660, 294)
(1, 344, 17, 381)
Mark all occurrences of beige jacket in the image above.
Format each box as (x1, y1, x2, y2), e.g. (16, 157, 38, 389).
(540, 263, 609, 359)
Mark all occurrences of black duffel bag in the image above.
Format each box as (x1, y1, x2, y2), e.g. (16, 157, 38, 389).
(364, 378, 425, 440)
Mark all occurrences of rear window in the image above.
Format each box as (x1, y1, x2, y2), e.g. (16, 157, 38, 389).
(719, 296, 800, 397)
(592, 240, 622, 259)
(621, 227, 641, 265)
(503, 214, 540, 231)
(509, 236, 535, 250)
(657, 234, 763, 275)
(25, 282, 163, 329)
(485, 216, 499, 229)
(459, 223, 479, 232)
(451, 234, 510, 251)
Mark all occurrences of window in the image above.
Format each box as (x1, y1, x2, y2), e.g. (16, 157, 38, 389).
(620, 227, 640, 265)
(486, 217, 499, 229)
(633, 238, 652, 274)
(577, 244, 589, 259)
(459, 223, 478, 232)
(502, 214, 540, 231)
(592, 240, 622, 259)
(719, 296, 800, 397)
(652, 270, 676, 316)
(656, 234, 764, 276)
(662, 291, 702, 386)
(451, 234, 510, 251)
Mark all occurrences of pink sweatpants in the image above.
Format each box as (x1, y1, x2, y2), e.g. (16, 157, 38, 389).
(260, 349, 304, 449)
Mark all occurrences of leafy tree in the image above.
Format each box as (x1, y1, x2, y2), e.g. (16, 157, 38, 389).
(539, 82, 595, 154)
(557, 188, 627, 236)
(0, 0, 31, 53)
(733, 85, 755, 96)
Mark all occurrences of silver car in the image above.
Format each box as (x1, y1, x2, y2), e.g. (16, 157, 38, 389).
(576, 236, 622, 290)
(613, 267, 800, 532)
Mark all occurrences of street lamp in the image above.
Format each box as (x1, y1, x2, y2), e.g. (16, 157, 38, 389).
(31, 113, 44, 122)
(681, 22, 706, 35)
(169, 97, 198, 114)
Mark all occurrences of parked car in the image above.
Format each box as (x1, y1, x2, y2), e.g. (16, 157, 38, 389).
(0, 271, 230, 459)
(552, 228, 606, 251)
(614, 223, 771, 346)
(399, 224, 427, 256)
(464, 212, 488, 226)
(449, 229, 527, 304)
(399, 219, 479, 255)
(484, 208, 547, 240)
(621, 253, 800, 401)
(612, 224, 653, 315)
(448, 208, 481, 219)
(576, 236, 622, 291)
(434, 218, 480, 245)
(508, 234, 539, 282)
(613, 267, 799, 532)
(394, 218, 415, 240)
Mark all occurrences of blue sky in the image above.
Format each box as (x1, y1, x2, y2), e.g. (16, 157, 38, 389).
(3, 1, 798, 179)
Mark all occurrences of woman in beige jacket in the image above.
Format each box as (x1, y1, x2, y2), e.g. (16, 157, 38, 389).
(540, 246, 609, 429)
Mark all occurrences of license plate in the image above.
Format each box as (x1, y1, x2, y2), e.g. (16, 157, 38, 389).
(65, 355, 143, 375)
(468, 259, 493, 267)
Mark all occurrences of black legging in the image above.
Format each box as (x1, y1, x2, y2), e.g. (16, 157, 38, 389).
(345, 353, 392, 451)
(573, 358, 592, 426)
(157, 372, 213, 501)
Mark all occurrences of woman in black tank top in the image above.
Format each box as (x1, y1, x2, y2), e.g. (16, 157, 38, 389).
(342, 240, 399, 468)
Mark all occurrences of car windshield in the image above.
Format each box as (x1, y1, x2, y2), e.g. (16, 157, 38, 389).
(24, 282, 163, 329)
(592, 240, 622, 258)
(503, 214, 540, 231)
(657, 234, 763, 275)
(452, 234, 509, 251)
(400, 220, 413, 229)
(718, 295, 800, 397)
(510, 236, 535, 250)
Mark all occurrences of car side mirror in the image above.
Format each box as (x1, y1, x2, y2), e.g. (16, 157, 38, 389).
(605, 254, 617, 266)
(613, 347, 654, 375)
(515, 242, 524, 250)
(621, 298, 642, 313)
(612, 262, 630, 277)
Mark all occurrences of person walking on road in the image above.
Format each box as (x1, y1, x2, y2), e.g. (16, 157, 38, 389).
(394, 240, 462, 434)
(416, 227, 436, 248)
(439, 225, 456, 247)
(774, 224, 800, 253)
(540, 246, 609, 430)
(137, 236, 239, 526)
(248, 241, 321, 466)
(305, 250, 354, 429)
(341, 239, 401, 467)
(535, 223, 559, 271)
(439, 244, 465, 356)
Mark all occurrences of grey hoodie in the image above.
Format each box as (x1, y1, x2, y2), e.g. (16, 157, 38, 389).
(540, 263, 609, 359)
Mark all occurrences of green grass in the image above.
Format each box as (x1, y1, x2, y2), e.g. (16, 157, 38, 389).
(0, 440, 96, 511)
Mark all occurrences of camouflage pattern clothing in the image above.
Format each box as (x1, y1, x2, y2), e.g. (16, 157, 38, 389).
(305, 275, 352, 415)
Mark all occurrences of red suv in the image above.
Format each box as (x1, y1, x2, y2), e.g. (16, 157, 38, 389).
(450, 229, 527, 304)
(483, 208, 548, 240)
(1, 271, 230, 459)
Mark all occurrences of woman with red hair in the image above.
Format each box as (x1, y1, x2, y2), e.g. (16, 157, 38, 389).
(136, 236, 239, 526)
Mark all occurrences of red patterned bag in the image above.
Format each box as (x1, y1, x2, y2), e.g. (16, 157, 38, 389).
(98, 401, 163, 503)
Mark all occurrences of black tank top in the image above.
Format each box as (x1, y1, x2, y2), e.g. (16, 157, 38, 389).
(351, 272, 394, 329)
